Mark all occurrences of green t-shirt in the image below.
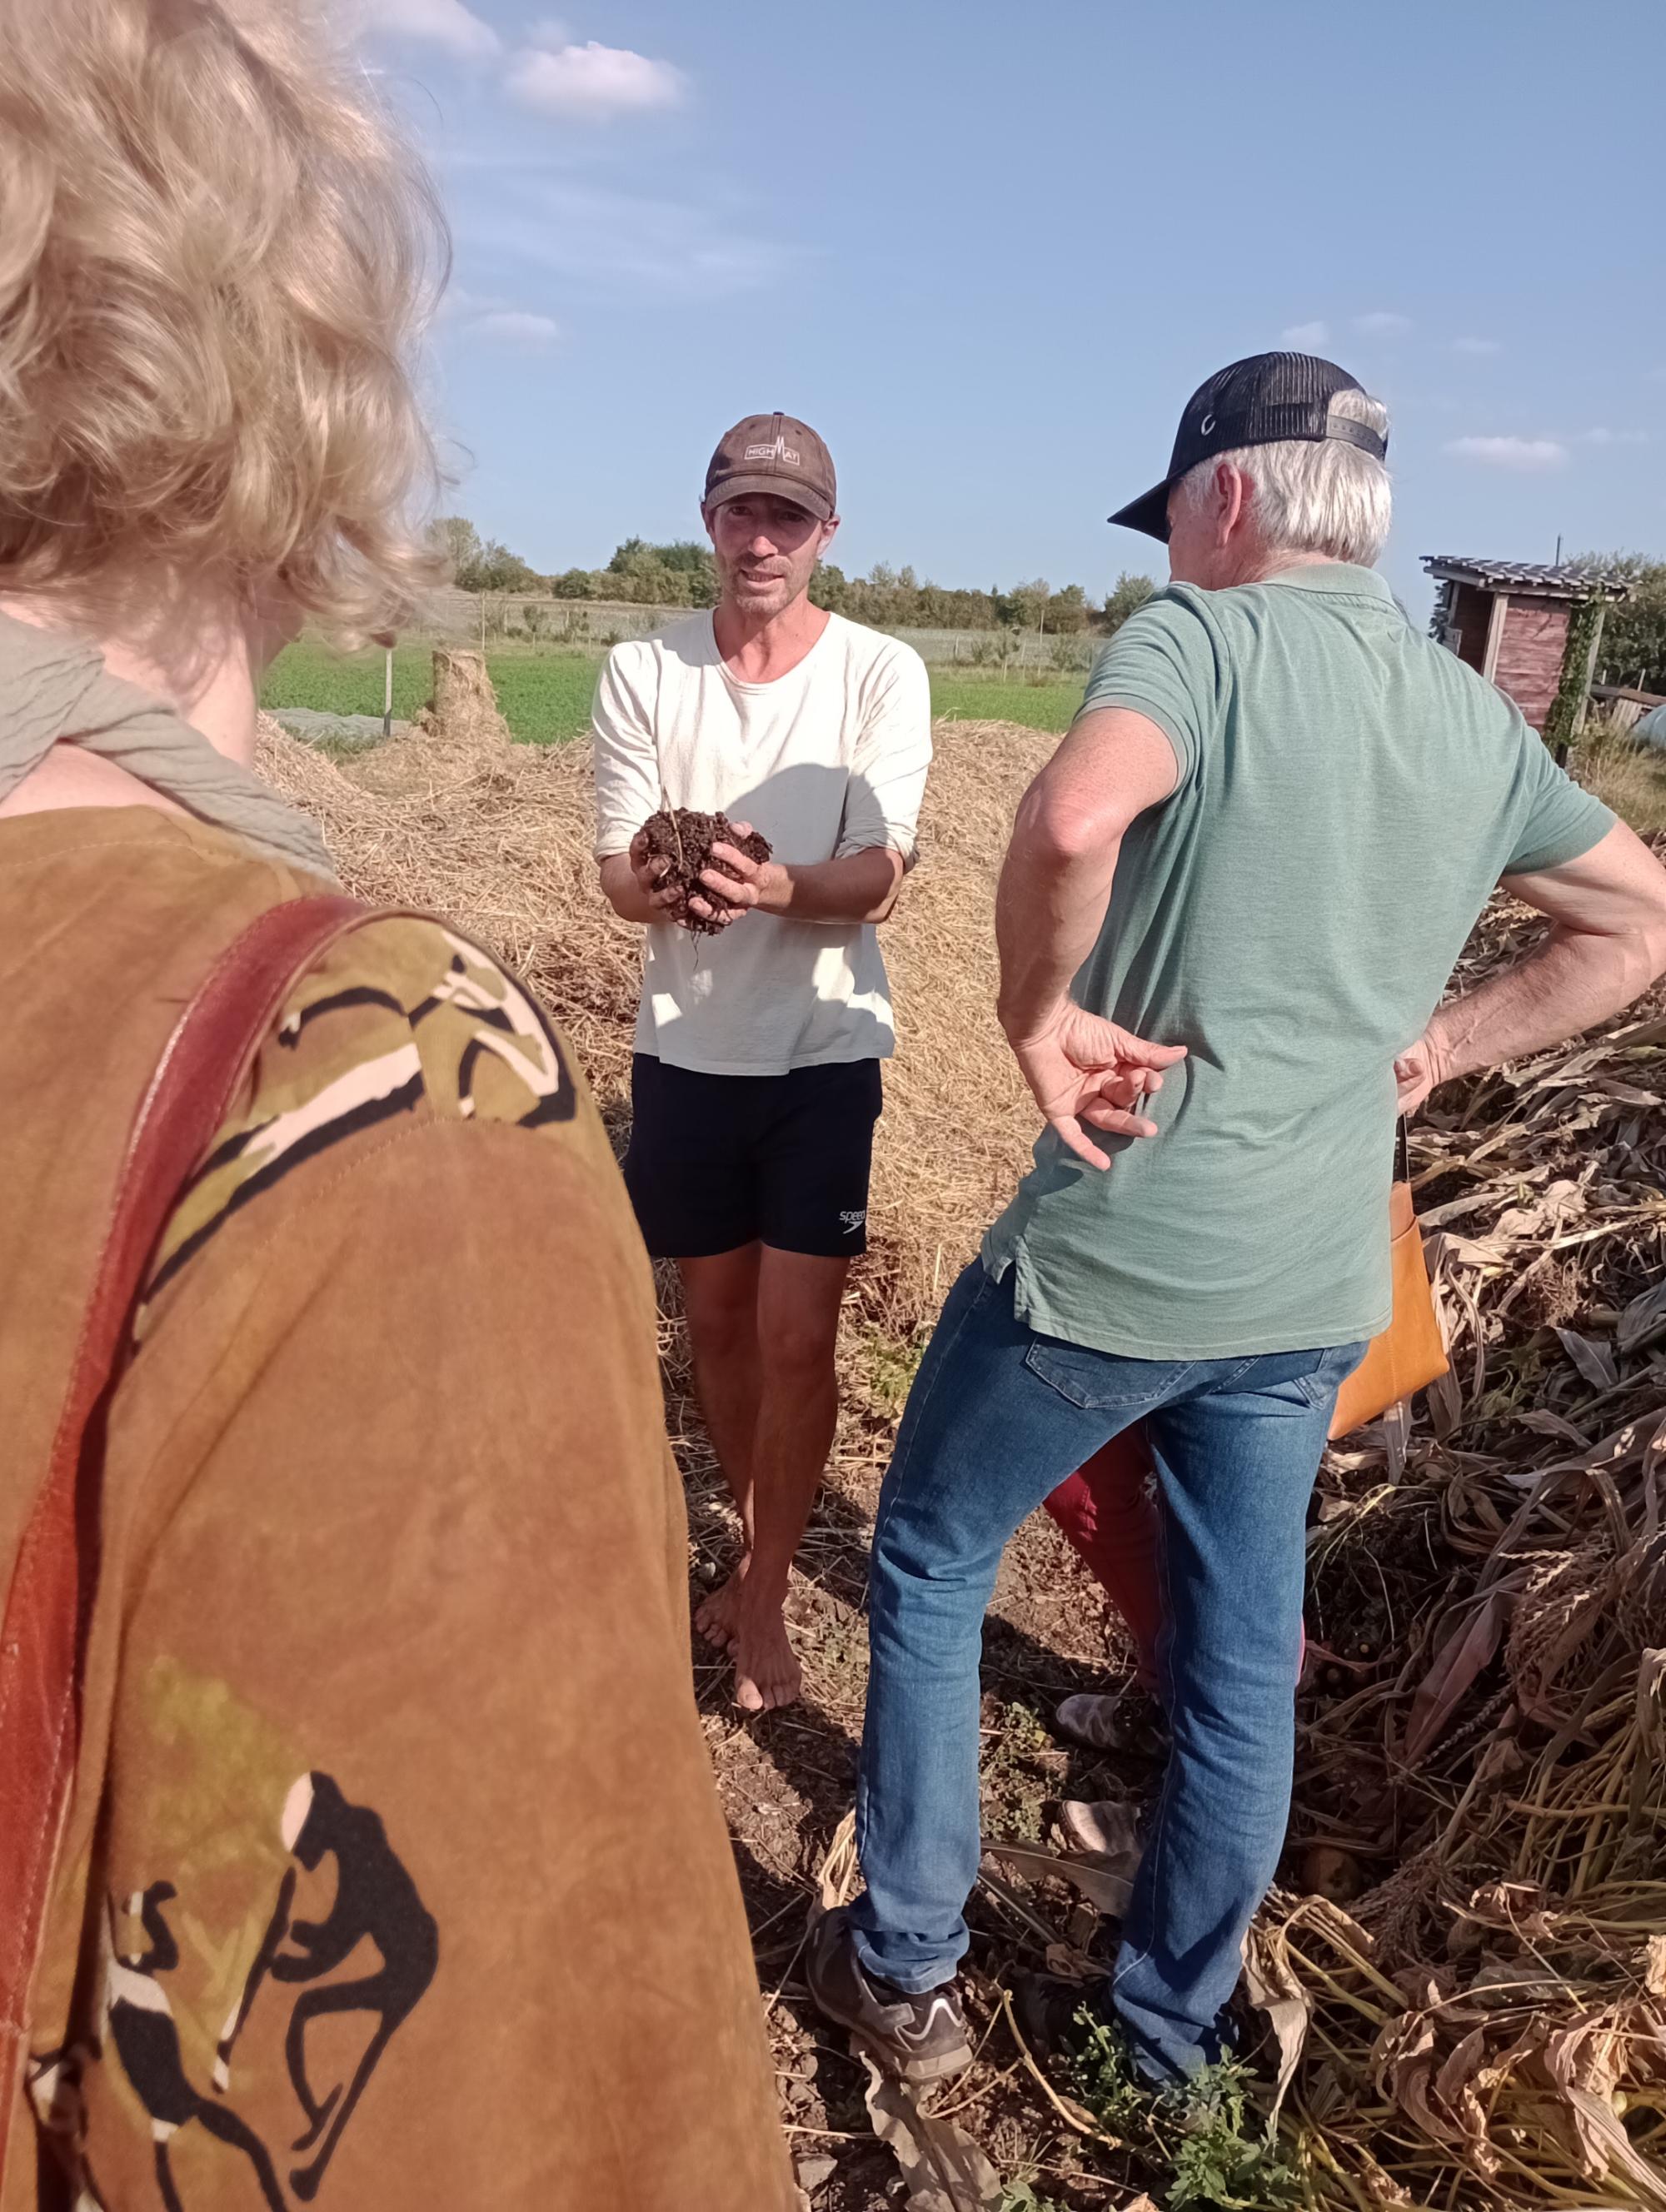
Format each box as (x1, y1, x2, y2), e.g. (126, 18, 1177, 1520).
(983, 563, 1614, 1358)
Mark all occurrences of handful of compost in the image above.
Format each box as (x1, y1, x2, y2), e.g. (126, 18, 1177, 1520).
(641, 809, 772, 935)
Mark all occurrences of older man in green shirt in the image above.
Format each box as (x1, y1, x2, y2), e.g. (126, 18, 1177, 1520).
(810, 352, 1666, 2089)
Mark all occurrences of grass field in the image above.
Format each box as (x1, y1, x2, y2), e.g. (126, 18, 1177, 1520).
(1579, 722, 1666, 831)
(929, 672, 1083, 730)
(261, 638, 1085, 743)
(260, 640, 599, 745)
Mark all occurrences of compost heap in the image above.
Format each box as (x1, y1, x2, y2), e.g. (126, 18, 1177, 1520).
(257, 707, 1666, 2210)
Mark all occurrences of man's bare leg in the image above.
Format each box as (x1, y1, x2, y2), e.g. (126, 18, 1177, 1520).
(731, 1248, 849, 1712)
(681, 1245, 763, 1650)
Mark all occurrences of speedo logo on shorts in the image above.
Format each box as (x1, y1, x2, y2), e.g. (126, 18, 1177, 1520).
(840, 1209, 866, 1234)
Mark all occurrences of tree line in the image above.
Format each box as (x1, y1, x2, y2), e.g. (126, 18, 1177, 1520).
(437, 520, 1666, 690)
(438, 517, 1155, 636)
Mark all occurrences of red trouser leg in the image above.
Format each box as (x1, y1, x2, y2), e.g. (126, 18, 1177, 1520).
(1045, 1425, 1309, 1692)
(1044, 1429, 1165, 1687)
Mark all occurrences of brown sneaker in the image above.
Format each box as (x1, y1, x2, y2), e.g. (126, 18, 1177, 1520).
(806, 1907, 973, 2085)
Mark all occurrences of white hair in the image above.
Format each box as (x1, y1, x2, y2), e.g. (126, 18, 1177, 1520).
(1177, 387, 1392, 565)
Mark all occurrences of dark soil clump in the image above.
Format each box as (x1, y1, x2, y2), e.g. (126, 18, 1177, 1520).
(641, 809, 771, 934)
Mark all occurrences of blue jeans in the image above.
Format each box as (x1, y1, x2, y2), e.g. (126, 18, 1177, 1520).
(850, 1262, 1364, 2081)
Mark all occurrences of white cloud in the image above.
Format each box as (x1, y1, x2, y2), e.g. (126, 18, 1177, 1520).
(458, 177, 788, 299)
(360, 0, 499, 58)
(1452, 336, 1501, 356)
(436, 286, 561, 348)
(1280, 320, 1329, 347)
(1444, 436, 1569, 471)
(1353, 311, 1412, 336)
(1578, 426, 1650, 447)
(506, 39, 686, 119)
(471, 309, 561, 349)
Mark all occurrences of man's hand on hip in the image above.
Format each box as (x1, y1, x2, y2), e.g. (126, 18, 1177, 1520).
(1010, 1002, 1187, 1169)
(1393, 1031, 1457, 1118)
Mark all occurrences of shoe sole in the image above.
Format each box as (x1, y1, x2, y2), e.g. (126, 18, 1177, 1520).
(806, 1970, 975, 2086)
(806, 1916, 975, 2086)
(846, 2025, 974, 2086)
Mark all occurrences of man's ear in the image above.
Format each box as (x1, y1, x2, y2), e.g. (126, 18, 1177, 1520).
(701, 501, 717, 546)
(819, 516, 840, 559)
(1216, 461, 1250, 546)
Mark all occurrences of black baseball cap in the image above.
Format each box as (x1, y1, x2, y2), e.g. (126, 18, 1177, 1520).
(1109, 352, 1388, 543)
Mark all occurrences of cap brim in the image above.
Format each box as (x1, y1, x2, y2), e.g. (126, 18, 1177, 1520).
(703, 475, 835, 523)
(1106, 479, 1174, 543)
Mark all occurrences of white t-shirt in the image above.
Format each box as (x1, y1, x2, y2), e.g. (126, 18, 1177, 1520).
(592, 611, 932, 1075)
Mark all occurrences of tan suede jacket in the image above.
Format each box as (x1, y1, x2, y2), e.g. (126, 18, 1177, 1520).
(1, 808, 793, 2212)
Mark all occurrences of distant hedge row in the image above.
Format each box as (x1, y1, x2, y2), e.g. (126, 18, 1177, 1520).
(440, 517, 1156, 638)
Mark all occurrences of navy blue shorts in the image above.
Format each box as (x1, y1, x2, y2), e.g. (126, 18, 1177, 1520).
(624, 1054, 883, 1260)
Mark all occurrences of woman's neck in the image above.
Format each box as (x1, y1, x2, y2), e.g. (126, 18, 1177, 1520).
(0, 576, 265, 824)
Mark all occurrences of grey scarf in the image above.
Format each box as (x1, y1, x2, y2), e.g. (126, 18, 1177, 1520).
(0, 607, 337, 881)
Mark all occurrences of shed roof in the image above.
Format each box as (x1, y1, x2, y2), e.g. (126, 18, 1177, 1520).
(1422, 555, 1631, 601)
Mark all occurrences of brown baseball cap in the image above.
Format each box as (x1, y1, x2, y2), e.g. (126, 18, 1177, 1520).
(703, 412, 837, 521)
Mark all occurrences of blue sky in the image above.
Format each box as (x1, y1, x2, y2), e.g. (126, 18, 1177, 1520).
(367, 0, 1666, 615)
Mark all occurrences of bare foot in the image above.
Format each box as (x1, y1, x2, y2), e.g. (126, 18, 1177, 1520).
(695, 1559, 749, 1653)
(731, 1602, 802, 1713)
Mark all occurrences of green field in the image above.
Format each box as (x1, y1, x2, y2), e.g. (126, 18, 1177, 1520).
(260, 640, 600, 745)
(928, 674, 1081, 731)
(261, 639, 1082, 745)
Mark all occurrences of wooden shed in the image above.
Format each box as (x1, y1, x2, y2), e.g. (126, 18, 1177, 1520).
(1423, 556, 1630, 735)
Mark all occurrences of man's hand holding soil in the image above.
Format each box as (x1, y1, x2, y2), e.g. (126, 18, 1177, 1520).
(692, 835, 904, 929)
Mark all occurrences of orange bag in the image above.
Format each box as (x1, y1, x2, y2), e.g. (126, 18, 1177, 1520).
(1329, 1122, 1448, 1439)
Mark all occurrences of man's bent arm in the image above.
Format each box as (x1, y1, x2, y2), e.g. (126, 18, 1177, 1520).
(698, 840, 905, 927)
(756, 844, 904, 924)
(1409, 821, 1666, 1102)
(995, 708, 1178, 1040)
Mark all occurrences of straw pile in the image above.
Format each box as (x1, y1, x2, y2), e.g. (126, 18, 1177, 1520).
(1264, 889, 1666, 2211)
(255, 705, 1050, 1333)
(257, 705, 1666, 2208)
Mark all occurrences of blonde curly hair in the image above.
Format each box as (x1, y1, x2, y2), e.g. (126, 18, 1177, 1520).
(0, 0, 448, 638)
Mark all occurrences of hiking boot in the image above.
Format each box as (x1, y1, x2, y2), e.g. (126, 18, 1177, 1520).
(1013, 1970, 1112, 2062)
(806, 1907, 973, 2085)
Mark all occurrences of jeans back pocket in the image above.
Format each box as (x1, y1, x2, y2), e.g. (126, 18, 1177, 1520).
(1022, 1338, 1190, 1412)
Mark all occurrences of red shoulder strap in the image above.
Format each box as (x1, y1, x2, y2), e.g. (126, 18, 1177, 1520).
(0, 892, 371, 2177)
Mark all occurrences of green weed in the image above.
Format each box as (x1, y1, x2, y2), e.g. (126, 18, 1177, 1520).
(864, 1330, 925, 1415)
(980, 1700, 1063, 1842)
(1068, 2015, 1302, 2212)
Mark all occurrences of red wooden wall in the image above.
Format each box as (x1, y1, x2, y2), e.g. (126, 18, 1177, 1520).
(1494, 596, 1569, 732)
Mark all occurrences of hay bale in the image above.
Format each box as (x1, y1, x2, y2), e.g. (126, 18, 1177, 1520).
(415, 648, 513, 754)
(257, 709, 1055, 1332)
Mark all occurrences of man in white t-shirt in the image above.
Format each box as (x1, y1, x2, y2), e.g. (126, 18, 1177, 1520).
(594, 413, 933, 1712)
